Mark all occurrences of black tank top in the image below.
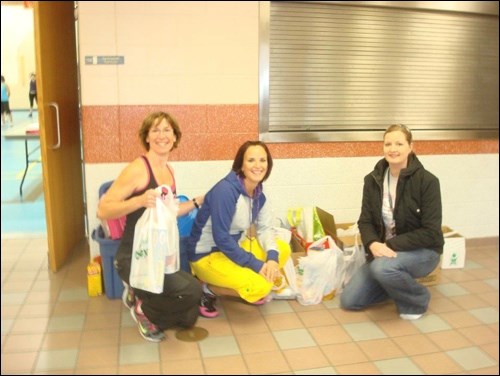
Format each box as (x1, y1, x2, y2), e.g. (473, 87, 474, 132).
(116, 156, 176, 262)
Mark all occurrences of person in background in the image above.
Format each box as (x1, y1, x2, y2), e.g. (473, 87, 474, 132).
(187, 140, 292, 318)
(341, 124, 443, 320)
(1, 75, 13, 126)
(28, 72, 37, 117)
(97, 111, 203, 342)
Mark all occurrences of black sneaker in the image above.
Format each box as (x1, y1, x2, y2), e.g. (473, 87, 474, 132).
(130, 300, 165, 342)
(199, 291, 219, 318)
(122, 283, 136, 309)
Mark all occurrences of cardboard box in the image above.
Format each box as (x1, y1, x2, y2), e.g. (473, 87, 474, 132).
(290, 207, 339, 265)
(290, 236, 307, 265)
(441, 226, 466, 269)
(87, 261, 103, 297)
(336, 222, 362, 249)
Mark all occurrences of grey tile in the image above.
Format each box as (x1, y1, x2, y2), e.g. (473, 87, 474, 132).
(464, 260, 482, 269)
(484, 278, 499, 290)
(47, 314, 85, 332)
(35, 348, 78, 371)
(273, 328, 316, 349)
(1, 292, 27, 305)
(343, 321, 387, 341)
(261, 299, 295, 314)
(374, 357, 424, 375)
(198, 335, 240, 358)
(435, 283, 470, 297)
(469, 307, 499, 324)
(58, 288, 90, 302)
(120, 309, 136, 327)
(294, 366, 337, 374)
(1, 318, 14, 335)
(447, 346, 496, 370)
(119, 342, 160, 365)
(411, 313, 452, 333)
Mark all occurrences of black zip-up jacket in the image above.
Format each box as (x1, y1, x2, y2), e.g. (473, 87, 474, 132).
(358, 153, 444, 262)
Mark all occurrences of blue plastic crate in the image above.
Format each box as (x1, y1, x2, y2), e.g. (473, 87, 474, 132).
(91, 226, 124, 299)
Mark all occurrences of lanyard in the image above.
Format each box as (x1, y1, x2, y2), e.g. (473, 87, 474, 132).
(387, 171, 395, 213)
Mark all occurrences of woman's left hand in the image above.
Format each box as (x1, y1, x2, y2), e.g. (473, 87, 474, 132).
(260, 260, 280, 283)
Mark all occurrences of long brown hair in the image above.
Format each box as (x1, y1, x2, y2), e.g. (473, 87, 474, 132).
(384, 124, 413, 144)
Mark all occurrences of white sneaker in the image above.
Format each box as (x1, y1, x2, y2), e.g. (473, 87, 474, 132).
(400, 313, 423, 320)
(271, 287, 296, 300)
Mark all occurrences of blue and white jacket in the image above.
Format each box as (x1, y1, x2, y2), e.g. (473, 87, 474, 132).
(187, 171, 279, 273)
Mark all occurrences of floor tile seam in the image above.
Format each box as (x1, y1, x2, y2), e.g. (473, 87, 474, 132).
(317, 340, 376, 369)
(408, 350, 469, 373)
(0, 351, 40, 375)
(203, 351, 249, 374)
(455, 326, 499, 345)
(354, 335, 408, 362)
(475, 293, 500, 307)
(444, 344, 499, 370)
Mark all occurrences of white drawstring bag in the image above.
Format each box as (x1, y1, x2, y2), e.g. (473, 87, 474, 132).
(130, 185, 179, 293)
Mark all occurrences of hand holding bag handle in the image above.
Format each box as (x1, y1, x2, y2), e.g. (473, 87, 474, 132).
(130, 185, 180, 293)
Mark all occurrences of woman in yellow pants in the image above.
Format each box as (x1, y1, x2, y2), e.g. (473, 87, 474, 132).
(187, 141, 292, 318)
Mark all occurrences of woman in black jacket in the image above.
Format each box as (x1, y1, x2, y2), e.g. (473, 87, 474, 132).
(341, 124, 443, 320)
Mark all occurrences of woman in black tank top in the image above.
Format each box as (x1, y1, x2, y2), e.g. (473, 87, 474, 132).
(97, 112, 205, 342)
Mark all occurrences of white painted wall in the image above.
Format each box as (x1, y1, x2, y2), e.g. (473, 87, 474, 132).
(86, 153, 499, 257)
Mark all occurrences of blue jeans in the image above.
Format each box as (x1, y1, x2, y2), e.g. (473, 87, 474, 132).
(340, 248, 440, 315)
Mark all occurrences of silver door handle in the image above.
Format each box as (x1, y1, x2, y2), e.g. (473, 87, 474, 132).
(48, 102, 61, 149)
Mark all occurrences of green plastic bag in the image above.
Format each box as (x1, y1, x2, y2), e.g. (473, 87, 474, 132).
(312, 207, 326, 241)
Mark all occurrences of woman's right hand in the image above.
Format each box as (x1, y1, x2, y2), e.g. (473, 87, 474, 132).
(370, 241, 397, 258)
(141, 189, 158, 208)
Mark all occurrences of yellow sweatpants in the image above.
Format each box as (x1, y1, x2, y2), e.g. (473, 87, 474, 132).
(190, 238, 291, 303)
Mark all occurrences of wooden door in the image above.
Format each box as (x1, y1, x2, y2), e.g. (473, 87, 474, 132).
(34, 1, 86, 272)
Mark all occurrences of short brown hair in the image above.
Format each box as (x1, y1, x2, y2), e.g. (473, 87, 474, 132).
(138, 111, 182, 151)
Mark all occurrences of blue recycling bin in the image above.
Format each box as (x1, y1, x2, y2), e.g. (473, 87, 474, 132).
(91, 226, 124, 299)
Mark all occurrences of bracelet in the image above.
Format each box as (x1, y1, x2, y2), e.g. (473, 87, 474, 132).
(192, 198, 200, 209)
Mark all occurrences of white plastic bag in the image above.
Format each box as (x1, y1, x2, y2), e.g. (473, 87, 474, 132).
(297, 236, 344, 305)
(130, 185, 180, 293)
(339, 229, 366, 292)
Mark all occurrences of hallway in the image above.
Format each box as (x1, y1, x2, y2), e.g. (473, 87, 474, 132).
(1, 110, 46, 235)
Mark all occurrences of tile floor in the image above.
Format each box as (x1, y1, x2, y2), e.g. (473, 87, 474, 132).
(1, 236, 498, 375)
